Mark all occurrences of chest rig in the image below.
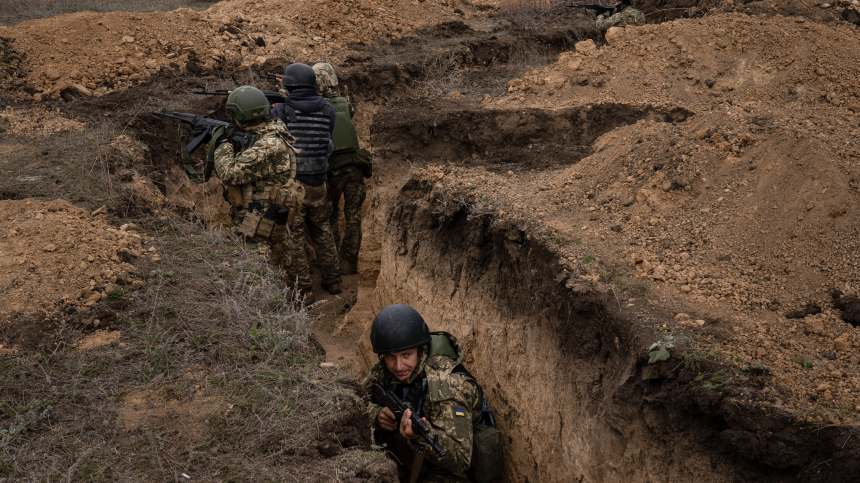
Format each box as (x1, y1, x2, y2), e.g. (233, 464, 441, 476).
(224, 133, 304, 241)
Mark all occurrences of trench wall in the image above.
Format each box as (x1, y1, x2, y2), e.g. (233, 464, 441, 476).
(348, 103, 860, 482)
(354, 185, 754, 482)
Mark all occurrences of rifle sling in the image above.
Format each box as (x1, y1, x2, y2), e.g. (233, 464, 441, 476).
(179, 126, 216, 184)
(179, 126, 204, 184)
(409, 443, 425, 483)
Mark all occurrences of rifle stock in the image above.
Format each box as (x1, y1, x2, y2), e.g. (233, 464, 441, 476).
(370, 383, 447, 458)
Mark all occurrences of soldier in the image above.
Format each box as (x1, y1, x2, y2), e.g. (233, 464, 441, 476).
(362, 305, 500, 483)
(595, 0, 646, 30)
(313, 62, 367, 275)
(213, 86, 303, 274)
(270, 63, 342, 302)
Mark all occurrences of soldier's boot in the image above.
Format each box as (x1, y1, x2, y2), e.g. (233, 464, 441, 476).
(340, 259, 357, 275)
(296, 286, 315, 305)
(322, 282, 342, 295)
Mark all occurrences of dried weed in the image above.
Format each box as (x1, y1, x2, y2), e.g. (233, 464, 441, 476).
(0, 213, 390, 480)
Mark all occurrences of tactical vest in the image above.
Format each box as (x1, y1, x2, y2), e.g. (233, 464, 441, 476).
(280, 104, 333, 176)
(223, 132, 304, 242)
(328, 97, 361, 172)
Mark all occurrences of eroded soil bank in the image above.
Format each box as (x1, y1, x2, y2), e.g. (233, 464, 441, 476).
(341, 98, 860, 482)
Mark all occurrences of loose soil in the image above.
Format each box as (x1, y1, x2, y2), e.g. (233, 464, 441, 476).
(1, 0, 860, 481)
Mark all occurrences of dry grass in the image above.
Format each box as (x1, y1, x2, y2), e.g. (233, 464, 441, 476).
(501, 0, 593, 29)
(0, 0, 219, 27)
(418, 51, 466, 97)
(0, 212, 392, 481)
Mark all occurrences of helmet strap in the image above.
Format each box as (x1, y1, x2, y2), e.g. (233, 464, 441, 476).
(403, 347, 428, 384)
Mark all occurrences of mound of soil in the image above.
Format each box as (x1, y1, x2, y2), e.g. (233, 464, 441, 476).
(397, 11, 860, 423)
(0, 0, 488, 101)
(0, 198, 151, 321)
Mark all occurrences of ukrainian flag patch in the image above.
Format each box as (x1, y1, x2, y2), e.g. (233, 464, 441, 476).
(454, 408, 466, 417)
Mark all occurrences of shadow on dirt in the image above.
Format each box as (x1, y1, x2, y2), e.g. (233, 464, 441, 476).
(373, 99, 693, 170)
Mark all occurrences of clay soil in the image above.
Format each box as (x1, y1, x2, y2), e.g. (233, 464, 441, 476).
(1, 0, 860, 481)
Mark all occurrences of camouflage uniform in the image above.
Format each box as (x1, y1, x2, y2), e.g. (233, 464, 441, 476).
(213, 118, 295, 262)
(275, 182, 341, 292)
(596, 6, 646, 30)
(362, 332, 481, 482)
(327, 166, 366, 272)
(315, 62, 366, 274)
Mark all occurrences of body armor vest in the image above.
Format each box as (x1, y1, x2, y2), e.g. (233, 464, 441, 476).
(277, 104, 333, 176)
(328, 96, 361, 172)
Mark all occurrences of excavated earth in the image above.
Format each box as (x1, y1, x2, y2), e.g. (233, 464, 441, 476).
(2, 0, 860, 481)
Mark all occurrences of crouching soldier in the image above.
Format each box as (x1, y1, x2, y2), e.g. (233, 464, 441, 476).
(213, 86, 303, 273)
(362, 304, 503, 483)
(595, 0, 646, 31)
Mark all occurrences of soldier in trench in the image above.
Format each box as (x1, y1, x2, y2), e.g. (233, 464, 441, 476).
(362, 304, 502, 483)
(212, 86, 302, 270)
(269, 63, 343, 303)
(313, 62, 370, 276)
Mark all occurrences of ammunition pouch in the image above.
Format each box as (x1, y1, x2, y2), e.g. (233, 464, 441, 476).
(226, 186, 244, 207)
(234, 181, 305, 241)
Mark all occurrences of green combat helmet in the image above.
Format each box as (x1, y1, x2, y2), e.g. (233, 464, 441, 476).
(225, 86, 270, 127)
(313, 62, 338, 94)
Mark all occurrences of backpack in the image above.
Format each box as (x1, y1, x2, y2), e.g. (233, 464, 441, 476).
(428, 335, 504, 483)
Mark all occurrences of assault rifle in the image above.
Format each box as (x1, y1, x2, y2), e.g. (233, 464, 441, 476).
(370, 383, 447, 458)
(567, 3, 617, 16)
(150, 109, 258, 184)
(254, 72, 281, 82)
(191, 89, 286, 106)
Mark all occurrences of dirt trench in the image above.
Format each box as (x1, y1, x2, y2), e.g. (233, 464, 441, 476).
(58, 12, 860, 482)
(334, 99, 860, 482)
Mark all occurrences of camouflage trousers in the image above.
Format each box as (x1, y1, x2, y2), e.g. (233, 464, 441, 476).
(327, 166, 367, 266)
(274, 182, 341, 291)
(596, 7, 646, 30)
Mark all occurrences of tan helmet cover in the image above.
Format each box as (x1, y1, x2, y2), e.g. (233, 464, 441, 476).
(313, 63, 338, 92)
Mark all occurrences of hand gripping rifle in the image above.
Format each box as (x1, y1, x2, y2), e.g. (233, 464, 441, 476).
(370, 383, 447, 458)
(150, 109, 258, 184)
(567, 3, 617, 16)
(191, 89, 287, 106)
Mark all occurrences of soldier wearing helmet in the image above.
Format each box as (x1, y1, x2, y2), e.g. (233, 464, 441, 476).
(362, 305, 497, 482)
(595, 0, 646, 31)
(313, 62, 368, 276)
(213, 86, 302, 273)
(269, 63, 342, 302)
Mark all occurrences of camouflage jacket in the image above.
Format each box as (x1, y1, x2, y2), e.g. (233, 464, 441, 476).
(213, 118, 295, 187)
(596, 7, 646, 30)
(362, 332, 481, 479)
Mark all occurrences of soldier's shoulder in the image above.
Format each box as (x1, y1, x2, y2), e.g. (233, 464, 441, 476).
(259, 118, 288, 135)
(360, 362, 385, 387)
(425, 354, 458, 372)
